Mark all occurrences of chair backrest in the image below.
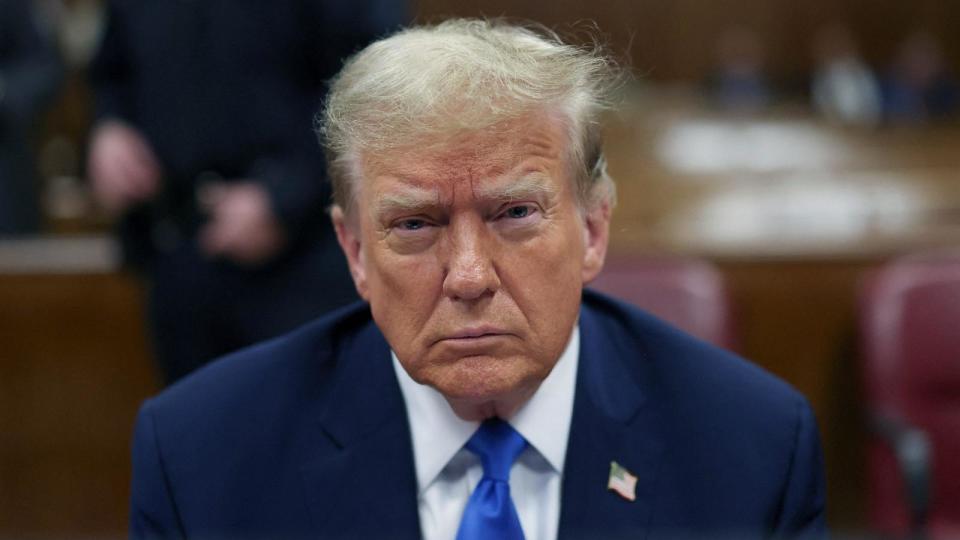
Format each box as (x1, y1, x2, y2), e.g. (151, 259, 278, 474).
(588, 255, 737, 350)
(859, 250, 960, 537)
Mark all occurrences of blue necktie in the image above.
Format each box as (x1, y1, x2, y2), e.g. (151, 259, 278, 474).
(456, 418, 528, 540)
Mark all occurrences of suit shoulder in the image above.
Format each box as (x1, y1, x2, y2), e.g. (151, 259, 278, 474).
(580, 292, 825, 535)
(582, 289, 809, 418)
(141, 301, 375, 431)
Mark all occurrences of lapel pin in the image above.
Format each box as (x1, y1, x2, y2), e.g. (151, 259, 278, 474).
(607, 461, 637, 502)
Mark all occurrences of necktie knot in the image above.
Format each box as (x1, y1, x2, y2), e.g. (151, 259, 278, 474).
(465, 418, 527, 482)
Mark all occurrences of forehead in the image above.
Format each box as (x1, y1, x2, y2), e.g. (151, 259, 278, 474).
(359, 116, 571, 197)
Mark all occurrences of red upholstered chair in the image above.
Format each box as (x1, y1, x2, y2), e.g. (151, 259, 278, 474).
(859, 251, 960, 540)
(588, 255, 737, 351)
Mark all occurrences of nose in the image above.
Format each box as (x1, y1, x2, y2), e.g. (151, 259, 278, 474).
(442, 218, 500, 301)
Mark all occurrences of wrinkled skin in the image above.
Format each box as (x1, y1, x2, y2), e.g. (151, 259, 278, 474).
(333, 115, 610, 421)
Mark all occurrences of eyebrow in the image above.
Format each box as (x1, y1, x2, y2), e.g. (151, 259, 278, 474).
(374, 185, 440, 217)
(473, 172, 558, 202)
(373, 172, 559, 218)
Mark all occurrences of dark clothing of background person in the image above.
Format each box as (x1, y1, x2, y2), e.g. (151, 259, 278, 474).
(0, 0, 63, 234)
(88, 0, 407, 384)
(881, 71, 960, 122)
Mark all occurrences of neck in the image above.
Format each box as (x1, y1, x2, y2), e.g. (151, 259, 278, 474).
(445, 385, 538, 422)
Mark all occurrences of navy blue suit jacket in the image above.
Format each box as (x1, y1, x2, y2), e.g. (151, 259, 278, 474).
(130, 290, 826, 539)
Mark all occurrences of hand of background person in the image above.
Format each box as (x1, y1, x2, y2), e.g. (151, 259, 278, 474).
(87, 120, 162, 213)
(198, 181, 287, 266)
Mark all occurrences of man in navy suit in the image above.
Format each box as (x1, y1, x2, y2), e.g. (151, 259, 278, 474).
(130, 19, 826, 539)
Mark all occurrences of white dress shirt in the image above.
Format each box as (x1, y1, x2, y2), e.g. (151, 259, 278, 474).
(392, 326, 580, 540)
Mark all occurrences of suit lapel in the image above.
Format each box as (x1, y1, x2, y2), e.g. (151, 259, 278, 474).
(297, 301, 665, 539)
(558, 304, 666, 540)
(300, 319, 422, 539)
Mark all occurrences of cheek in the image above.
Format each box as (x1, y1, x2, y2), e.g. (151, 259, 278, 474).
(497, 220, 585, 337)
(364, 234, 441, 301)
(364, 244, 445, 350)
(506, 218, 585, 286)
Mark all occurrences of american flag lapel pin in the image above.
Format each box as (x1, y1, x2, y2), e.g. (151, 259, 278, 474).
(607, 461, 637, 502)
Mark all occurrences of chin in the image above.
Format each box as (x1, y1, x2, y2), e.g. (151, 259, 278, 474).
(430, 356, 546, 409)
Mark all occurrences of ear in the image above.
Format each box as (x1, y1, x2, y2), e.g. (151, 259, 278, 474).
(331, 205, 370, 301)
(581, 198, 611, 284)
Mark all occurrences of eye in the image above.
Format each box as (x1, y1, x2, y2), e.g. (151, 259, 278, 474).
(506, 205, 530, 219)
(385, 215, 438, 254)
(397, 218, 427, 230)
(499, 204, 537, 220)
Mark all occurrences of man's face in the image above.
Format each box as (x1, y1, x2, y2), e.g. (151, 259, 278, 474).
(333, 115, 610, 419)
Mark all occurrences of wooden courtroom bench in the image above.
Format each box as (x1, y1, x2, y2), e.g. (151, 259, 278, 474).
(0, 236, 157, 537)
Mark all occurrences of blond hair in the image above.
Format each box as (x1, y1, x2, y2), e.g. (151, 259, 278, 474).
(318, 18, 620, 213)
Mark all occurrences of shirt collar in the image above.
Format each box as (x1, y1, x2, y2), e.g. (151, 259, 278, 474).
(509, 325, 579, 474)
(392, 325, 580, 494)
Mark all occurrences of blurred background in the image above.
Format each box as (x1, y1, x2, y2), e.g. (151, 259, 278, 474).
(2, 0, 959, 537)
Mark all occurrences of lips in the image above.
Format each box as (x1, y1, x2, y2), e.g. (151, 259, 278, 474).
(435, 326, 514, 344)
(444, 327, 509, 340)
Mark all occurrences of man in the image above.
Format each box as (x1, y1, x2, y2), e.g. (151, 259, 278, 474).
(0, 0, 62, 234)
(87, 0, 405, 383)
(130, 20, 826, 539)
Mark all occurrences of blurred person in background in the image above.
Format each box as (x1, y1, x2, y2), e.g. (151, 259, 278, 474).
(87, 0, 407, 384)
(881, 30, 959, 123)
(0, 0, 63, 235)
(707, 26, 771, 113)
(810, 23, 882, 127)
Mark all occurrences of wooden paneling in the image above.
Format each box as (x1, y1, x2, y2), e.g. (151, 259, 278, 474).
(416, 0, 960, 83)
(0, 271, 157, 536)
(718, 259, 874, 529)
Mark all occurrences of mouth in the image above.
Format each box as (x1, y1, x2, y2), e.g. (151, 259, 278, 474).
(436, 326, 514, 344)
